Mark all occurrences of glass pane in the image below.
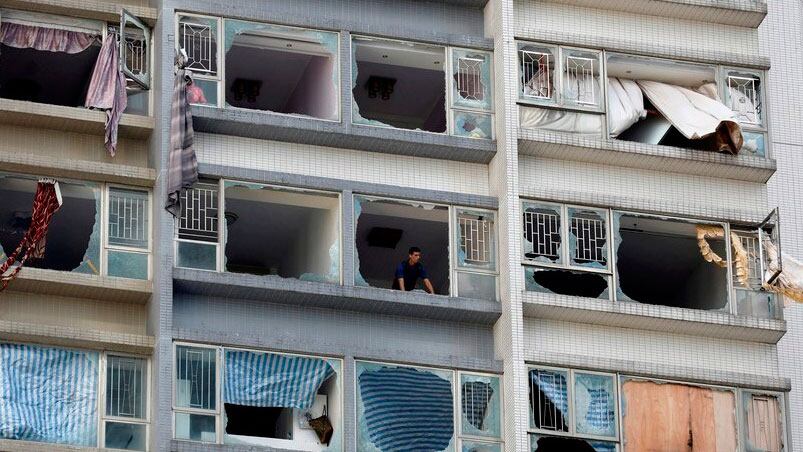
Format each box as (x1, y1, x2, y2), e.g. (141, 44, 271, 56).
(574, 373, 616, 438)
(519, 44, 556, 103)
(453, 110, 493, 139)
(107, 250, 148, 280)
(457, 210, 495, 270)
(726, 70, 762, 125)
(463, 440, 502, 452)
(106, 356, 147, 419)
(120, 11, 151, 89)
(178, 15, 218, 75)
(529, 368, 569, 432)
(523, 203, 562, 264)
(124, 89, 149, 115)
(568, 207, 608, 269)
(461, 374, 501, 438)
(188, 78, 218, 106)
(736, 289, 781, 320)
(524, 267, 610, 300)
(175, 346, 216, 410)
(457, 272, 497, 301)
(562, 49, 601, 108)
(108, 188, 149, 249)
(519, 105, 603, 136)
(452, 49, 492, 110)
(105, 422, 146, 451)
(174, 412, 216, 442)
(176, 241, 217, 271)
(742, 131, 766, 157)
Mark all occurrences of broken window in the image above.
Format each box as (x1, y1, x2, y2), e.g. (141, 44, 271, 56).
(174, 343, 342, 450)
(450, 48, 494, 139)
(177, 14, 220, 107)
(223, 182, 340, 283)
(621, 378, 738, 451)
(461, 373, 502, 439)
(723, 68, 767, 157)
(176, 180, 220, 271)
(106, 187, 150, 280)
(103, 355, 148, 451)
(528, 367, 617, 449)
(522, 202, 611, 299)
(456, 209, 498, 300)
(742, 392, 785, 451)
(223, 20, 338, 120)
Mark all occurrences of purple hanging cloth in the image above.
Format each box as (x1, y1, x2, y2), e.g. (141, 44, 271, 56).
(84, 33, 128, 156)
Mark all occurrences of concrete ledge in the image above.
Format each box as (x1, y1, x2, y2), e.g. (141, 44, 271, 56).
(0, 0, 158, 26)
(0, 98, 155, 140)
(172, 440, 300, 452)
(173, 267, 502, 325)
(0, 150, 156, 187)
(0, 438, 103, 452)
(0, 319, 155, 355)
(542, 0, 766, 28)
(522, 291, 787, 344)
(526, 351, 790, 392)
(518, 127, 777, 183)
(7, 267, 152, 304)
(193, 106, 497, 164)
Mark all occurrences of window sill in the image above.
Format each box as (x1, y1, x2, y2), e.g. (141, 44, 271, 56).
(0, 0, 158, 26)
(172, 439, 311, 452)
(518, 127, 776, 183)
(192, 106, 497, 164)
(0, 149, 156, 187)
(0, 98, 154, 140)
(521, 291, 786, 344)
(0, 319, 154, 355)
(7, 267, 152, 304)
(173, 267, 501, 325)
(540, 0, 766, 27)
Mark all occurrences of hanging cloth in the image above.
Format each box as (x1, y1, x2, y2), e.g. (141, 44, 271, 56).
(0, 22, 96, 53)
(85, 32, 127, 156)
(166, 52, 198, 217)
(0, 179, 62, 291)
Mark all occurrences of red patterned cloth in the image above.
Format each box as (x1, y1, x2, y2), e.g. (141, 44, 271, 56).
(0, 181, 62, 291)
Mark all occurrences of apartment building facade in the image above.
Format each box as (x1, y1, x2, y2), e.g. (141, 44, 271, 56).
(0, 0, 800, 451)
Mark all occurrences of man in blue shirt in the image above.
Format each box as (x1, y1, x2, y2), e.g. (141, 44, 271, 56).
(392, 247, 435, 293)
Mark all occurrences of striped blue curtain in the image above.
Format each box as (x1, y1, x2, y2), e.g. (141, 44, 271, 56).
(0, 343, 98, 446)
(358, 366, 454, 452)
(223, 350, 333, 409)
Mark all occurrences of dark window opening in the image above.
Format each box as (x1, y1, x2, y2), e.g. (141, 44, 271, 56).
(0, 43, 100, 107)
(528, 269, 608, 299)
(531, 436, 597, 452)
(616, 214, 729, 310)
(224, 404, 291, 439)
(353, 39, 447, 133)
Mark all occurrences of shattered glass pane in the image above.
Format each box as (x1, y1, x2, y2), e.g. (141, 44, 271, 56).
(105, 422, 146, 450)
(462, 441, 502, 452)
(741, 131, 766, 157)
(524, 267, 610, 300)
(523, 203, 562, 264)
(456, 209, 495, 270)
(178, 15, 218, 75)
(107, 250, 148, 280)
(452, 49, 492, 111)
(562, 49, 602, 109)
(457, 272, 497, 301)
(529, 368, 569, 431)
(574, 373, 616, 438)
(568, 207, 608, 269)
(519, 44, 556, 103)
(461, 374, 501, 438)
(453, 110, 493, 139)
(725, 70, 762, 126)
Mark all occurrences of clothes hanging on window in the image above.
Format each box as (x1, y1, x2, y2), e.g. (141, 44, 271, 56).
(85, 33, 127, 156)
(166, 53, 198, 217)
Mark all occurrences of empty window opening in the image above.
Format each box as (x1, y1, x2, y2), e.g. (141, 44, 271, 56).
(0, 175, 99, 274)
(615, 214, 729, 311)
(352, 38, 447, 133)
(224, 20, 338, 120)
(224, 183, 339, 282)
(355, 197, 449, 294)
(525, 268, 609, 299)
(531, 436, 614, 452)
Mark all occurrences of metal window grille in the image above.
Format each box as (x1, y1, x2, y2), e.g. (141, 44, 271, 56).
(176, 346, 216, 410)
(529, 369, 569, 432)
(178, 184, 218, 242)
(456, 57, 485, 102)
(180, 20, 216, 74)
(736, 233, 763, 288)
(564, 55, 596, 105)
(570, 214, 606, 265)
(124, 35, 147, 76)
(520, 50, 552, 99)
(106, 356, 146, 419)
(523, 209, 561, 260)
(462, 381, 493, 431)
(109, 189, 148, 249)
(459, 216, 492, 264)
(728, 75, 761, 124)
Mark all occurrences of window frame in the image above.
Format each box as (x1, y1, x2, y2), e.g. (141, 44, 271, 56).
(99, 352, 151, 451)
(527, 365, 619, 444)
(175, 12, 222, 108)
(738, 389, 789, 452)
(102, 184, 153, 280)
(448, 47, 495, 139)
(119, 9, 152, 90)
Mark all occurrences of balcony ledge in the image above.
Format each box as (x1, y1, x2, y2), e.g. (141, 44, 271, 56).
(192, 106, 497, 164)
(0, 150, 156, 187)
(518, 127, 776, 183)
(0, 0, 158, 26)
(542, 0, 766, 27)
(173, 267, 502, 325)
(0, 319, 154, 355)
(0, 98, 154, 140)
(522, 291, 786, 344)
(6, 267, 152, 304)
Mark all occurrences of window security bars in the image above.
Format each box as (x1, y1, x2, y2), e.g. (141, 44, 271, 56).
(180, 21, 215, 74)
(564, 56, 596, 105)
(736, 233, 764, 289)
(571, 215, 606, 265)
(530, 369, 569, 432)
(179, 184, 218, 242)
(524, 210, 561, 260)
(106, 356, 146, 419)
(459, 216, 492, 265)
(109, 189, 148, 248)
(176, 347, 216, 410)
(728, 75, 761, 125)
(462, 381, 493, 431)
(521, 50, 552, 99)
(456, 57, 485, 102)
(124, 36, 147, 76)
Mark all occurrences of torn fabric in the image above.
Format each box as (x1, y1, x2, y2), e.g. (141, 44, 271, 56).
(166, 54, 198, 217)
(607, 78, 646, 137)
(695, 225, 751, 286)
(637, 80, 743, 154)
(85, 33, 127, 156)
(763, 240, 803, 305)
(519, 106, 603, 136)
(0, 179, 62, 290)
(0, 22, 96, 53)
